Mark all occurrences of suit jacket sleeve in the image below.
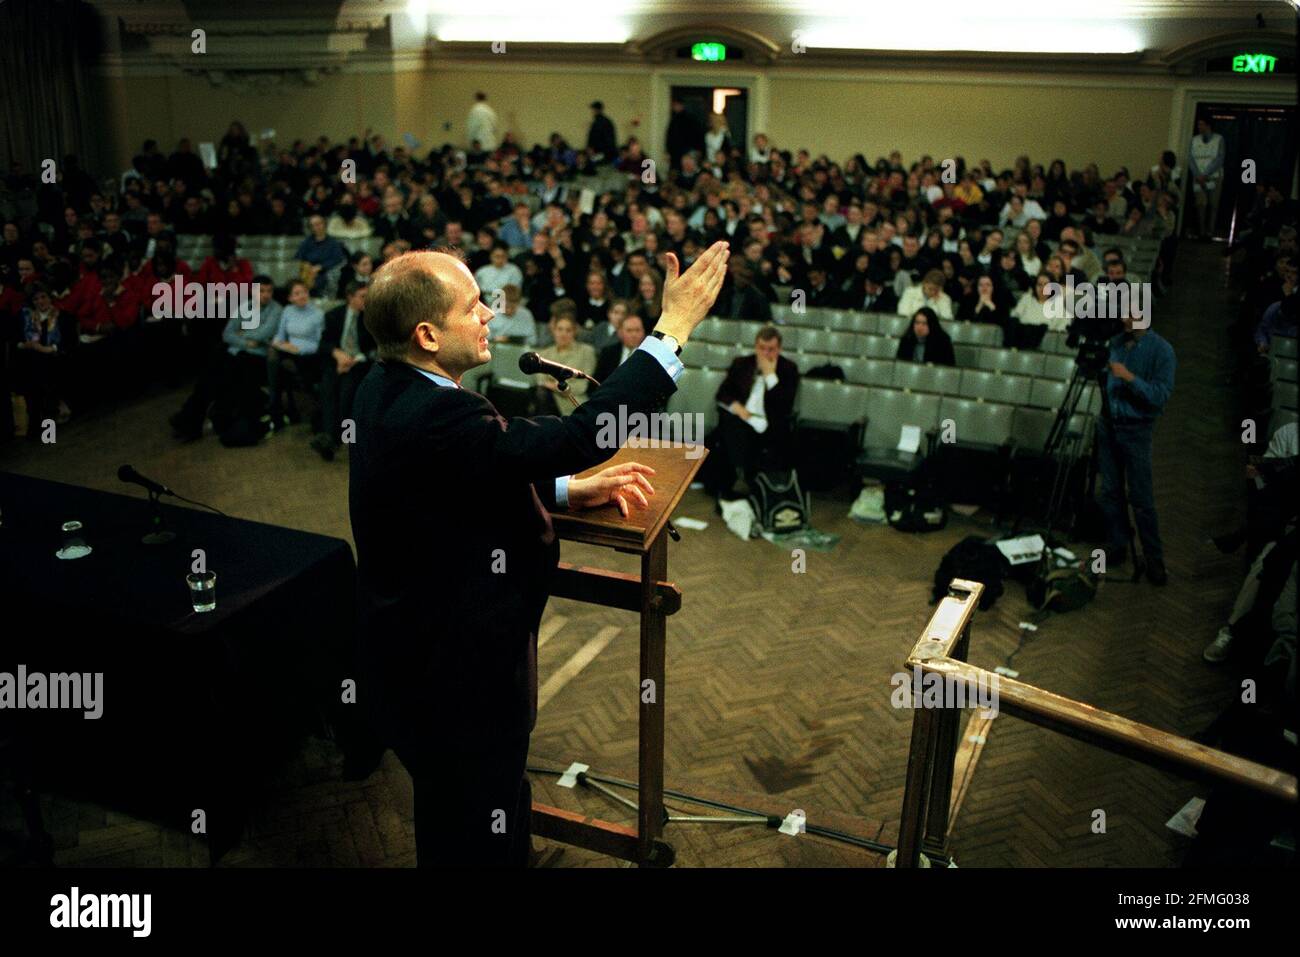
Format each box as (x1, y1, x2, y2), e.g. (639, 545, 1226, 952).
(715, 356, 751, 406)
(535, 478, 558, 510)
(320, 306, 344, 353)
(431, 348, 678, 488)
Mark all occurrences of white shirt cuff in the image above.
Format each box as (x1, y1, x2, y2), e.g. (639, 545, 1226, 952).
(555, 476, 570, 508)
(636, 336, 685, 382)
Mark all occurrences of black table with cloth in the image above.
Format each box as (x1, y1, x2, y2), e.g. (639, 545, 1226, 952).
(0, 471, 381, 863)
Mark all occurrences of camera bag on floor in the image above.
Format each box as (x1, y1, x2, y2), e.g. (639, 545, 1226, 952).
(1027, 557, 1098, 612)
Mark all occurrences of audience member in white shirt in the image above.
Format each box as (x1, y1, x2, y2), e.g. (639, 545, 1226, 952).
(474, 243, 524, 297)
(897, 269, 955, 321)
(489, 285, 537, 345)
(1012, 273, 1071, 333)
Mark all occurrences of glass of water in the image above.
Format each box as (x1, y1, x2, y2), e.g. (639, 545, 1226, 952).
(186, 571, 217, 613)
(56, 520, 92, 560)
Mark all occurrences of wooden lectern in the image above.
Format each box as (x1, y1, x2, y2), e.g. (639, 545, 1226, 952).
(530, 439, 707, 867)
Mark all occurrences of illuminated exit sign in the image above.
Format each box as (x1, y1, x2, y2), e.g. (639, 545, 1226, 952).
(1233, 53, 1277, 73)
(692, 42, 727, 62)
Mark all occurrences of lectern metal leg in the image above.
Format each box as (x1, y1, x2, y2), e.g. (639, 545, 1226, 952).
(637, 530, 669, 866)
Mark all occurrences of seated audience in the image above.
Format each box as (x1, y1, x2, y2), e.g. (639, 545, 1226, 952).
(311, 282, 374, 461)
(171, 276, 281, 441)
(704, 325, 800, 498)
(267, 279, 325, 429)
(897, 269, 954, 321)
(488, 284, 537, 345)
(13, 284, 74, 430)
(533, 310, 595, 416)
(896, 307, 956, 366)
(296, 214, 348, 297)
(593, 311, 647, 386)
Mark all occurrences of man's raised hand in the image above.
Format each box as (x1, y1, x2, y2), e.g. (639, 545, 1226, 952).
(657, 241, 730, 343)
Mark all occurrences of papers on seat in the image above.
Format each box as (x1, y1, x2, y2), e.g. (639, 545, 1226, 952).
(897, 424, 922, 454)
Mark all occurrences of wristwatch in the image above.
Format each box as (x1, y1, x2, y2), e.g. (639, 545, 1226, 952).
(651, 330, 682, 356)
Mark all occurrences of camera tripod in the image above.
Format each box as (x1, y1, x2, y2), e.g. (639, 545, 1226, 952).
(1020, 341, 1144, 584)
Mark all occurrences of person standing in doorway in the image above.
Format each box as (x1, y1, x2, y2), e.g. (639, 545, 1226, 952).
(1187, 117, 1226, 240)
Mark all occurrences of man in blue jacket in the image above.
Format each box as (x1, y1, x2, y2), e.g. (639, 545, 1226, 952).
(1097, 309, 1177, 585)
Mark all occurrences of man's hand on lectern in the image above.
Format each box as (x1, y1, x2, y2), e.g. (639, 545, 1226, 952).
(655, 241, 730, 346)
(567, 462, 657, 517)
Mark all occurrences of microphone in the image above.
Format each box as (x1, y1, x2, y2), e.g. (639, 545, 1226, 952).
(518, 352, 591, 383)
(118, 464, 172, 497)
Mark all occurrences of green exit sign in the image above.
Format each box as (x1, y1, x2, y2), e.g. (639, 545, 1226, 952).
(1233, 53, 1277, 73)
(692, 42, 727, 62)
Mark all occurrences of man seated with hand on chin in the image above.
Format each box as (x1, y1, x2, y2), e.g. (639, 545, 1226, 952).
(349, 240, 730, 868)
(704, 325, 799, 499)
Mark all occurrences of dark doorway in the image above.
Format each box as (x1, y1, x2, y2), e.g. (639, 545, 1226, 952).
(669, 85, 749, 168)
(1188, 103, 1297, 241)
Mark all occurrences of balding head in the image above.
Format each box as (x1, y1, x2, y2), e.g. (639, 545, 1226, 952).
(364, 251, 465, 362)
(364, 250, 496, 379)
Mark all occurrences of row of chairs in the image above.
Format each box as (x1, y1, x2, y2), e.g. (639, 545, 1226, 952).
(1271, 336, 1298, 416)
(663, 366, 1091, 455)
(769, 305, 1010, 347)
(700, 312, 1077, 357)
(175, 234, 385, 266)
(684, 347, 1099, 412)
(692, 319, 1080, 379)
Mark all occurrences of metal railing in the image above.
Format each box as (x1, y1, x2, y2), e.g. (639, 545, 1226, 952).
(895, 578, 1298, 867)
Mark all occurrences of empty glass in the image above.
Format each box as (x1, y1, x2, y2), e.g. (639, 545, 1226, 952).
(187, 571, 217, 613)
(56, 520, 92, 560)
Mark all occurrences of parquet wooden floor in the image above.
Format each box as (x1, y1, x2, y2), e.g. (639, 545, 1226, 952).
(0, 243, 1255, 867)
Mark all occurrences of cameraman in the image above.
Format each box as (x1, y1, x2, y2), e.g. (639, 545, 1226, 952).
(1096, 307, 1176, 584)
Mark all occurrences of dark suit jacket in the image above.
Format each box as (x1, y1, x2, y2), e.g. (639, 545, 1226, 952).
(714, 283, 772, 322)
(321, 304, 376, 358)
(715, 354, 800, 434)
(349, 350, 677, 752)
(896, 331, 956, 366)
(593, 340, 630, 385)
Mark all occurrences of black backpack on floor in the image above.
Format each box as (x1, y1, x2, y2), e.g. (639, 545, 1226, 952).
(748, 469, 809, 533)
(932, 535, 1009, 609)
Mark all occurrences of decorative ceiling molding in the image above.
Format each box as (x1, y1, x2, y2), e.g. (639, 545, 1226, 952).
(1159, 28, 1297, 68)
(182, 66, 345, 89)
(629, 24, 783, 63)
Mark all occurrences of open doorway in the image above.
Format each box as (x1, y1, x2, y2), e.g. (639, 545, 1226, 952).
(1187, 102, 1297, 241)
(669, 84, 748, 169)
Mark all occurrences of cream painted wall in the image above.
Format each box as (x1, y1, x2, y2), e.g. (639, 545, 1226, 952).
(396, 65, 652, 158)
(95, 62, 1189, 183)
(765, 74, 1175, 177)
(97, 65, 650, 173)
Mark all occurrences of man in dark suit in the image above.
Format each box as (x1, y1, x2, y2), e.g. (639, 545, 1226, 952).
(593, 312, 646, 387)
(704, 325, 800, 498)
(852, 274, 899, 313)
(349, 242, 729, 867)
(311, 282, 375, 460)
(713, 259, 772, 322)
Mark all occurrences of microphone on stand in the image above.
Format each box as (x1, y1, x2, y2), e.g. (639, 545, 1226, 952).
(118, 464, 176, 545)
(118, 464, 173, 498)
(518, 352, 600, 386)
